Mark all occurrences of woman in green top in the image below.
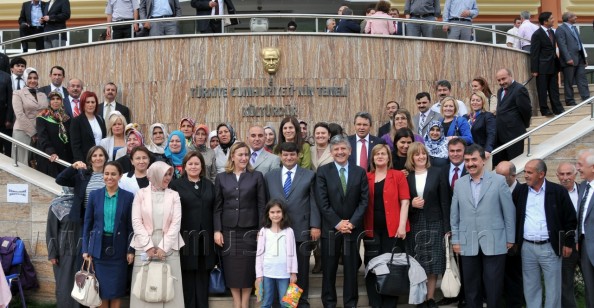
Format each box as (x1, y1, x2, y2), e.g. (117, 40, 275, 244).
(82, 161, 135, 307)
(275, 116, 311, 169)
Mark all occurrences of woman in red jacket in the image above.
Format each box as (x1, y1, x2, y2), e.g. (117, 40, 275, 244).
(363, 143, 410, 308)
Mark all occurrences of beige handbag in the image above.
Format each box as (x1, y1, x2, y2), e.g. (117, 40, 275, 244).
(132, 260, 176, 303)
(441, 235, 461, 298)
(71, 259, 102, 307)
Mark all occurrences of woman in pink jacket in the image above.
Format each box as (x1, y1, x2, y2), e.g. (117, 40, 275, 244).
(365, 1, 397, 35)
(130, 161, 185, 307)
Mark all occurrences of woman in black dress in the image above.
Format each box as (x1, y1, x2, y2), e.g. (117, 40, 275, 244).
(36, 91, 72, 177)
(169, 151, 215, 308)
(214, 142, 266, 308)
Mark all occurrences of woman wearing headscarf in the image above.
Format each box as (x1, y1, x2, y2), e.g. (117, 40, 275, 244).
(207, 130, 219, 150)
(12, 68, 48, 165)
(423, 121, 449, 167)
(179, 117, 196, 148)
(115, 129, 145, 174)
(191, 124, 217, 182)
(164, 130, 188, 178)
(36, 91, 72, 177)
(130, 161, 185, 307)
(146, 123, 169, 160)
(263, 126, 277, 153)
(213, 123, 236, 174)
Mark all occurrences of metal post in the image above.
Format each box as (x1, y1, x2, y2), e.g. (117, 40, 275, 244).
(526, 136, 531, 157)
(315, 18, 318, 33)
(221, 19, 225, 34)
(591, 100, 594, 120)
(12, 144, 18, 167)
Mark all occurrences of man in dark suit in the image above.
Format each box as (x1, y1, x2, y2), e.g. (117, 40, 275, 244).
(493, 68, 532, 167)
(97, 82, 131, 125)
(495, 161, 524, 308)
(530, 12, 564, 116)
(316, 134, 368, 308)
(576, 149, 594, 308)
(18, 0, 47, 52)
(265, 142, 320, 308)
(0, 52, 9, 74)
(41, 0, 71, 48)
(377, 101, 399, 137)
(39, 66, 68, 98)
(413, 92, 442, 137)
(190, 0, 236, 33)
(0, 69, 13, 156)
(348, 112, 384, 171)
(556, 12, 590, 106)
(512, 159, 576, 307)
(62, 78, 83, 118)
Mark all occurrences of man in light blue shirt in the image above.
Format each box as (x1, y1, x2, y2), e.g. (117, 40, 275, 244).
(139, 0, 182, 36)
(442, 0, 478, 41)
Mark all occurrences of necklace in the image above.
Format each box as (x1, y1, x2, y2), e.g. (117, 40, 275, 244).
(188, 178, 200, 190)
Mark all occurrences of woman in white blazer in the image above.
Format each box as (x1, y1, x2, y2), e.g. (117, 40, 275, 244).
(98, 111, 127, 161)
(12, 68, 48, 165)
(130, 161, 185, 307)
(310, 122, 334, 171)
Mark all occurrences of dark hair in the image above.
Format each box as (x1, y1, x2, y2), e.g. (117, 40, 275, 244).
(182, 151, 206, 178)
(49, 66, 65, 76)
(464, 144, 485, 160)
(130, 146, 152, 161)
(514, 17, 521, 23)
(328, 123, 343, 139)
(416, 92, 431, 101)
(530, 159, 547, 174)
(436, 79, 452, 90)
(287, 21, 297, 30)
(538, 12, 552, 25)
(386, 100, 400, 109)
(262, 199, 291, 229)
(27, 70, 38, 78)
(279, 142, 299, 154)
(472, 77, 493, 97)
(313, 122, 330, 134)
(365, 7, 375, 14)
(80, 91, 99, 115)
(275, 116, 305, 153)
(104, 161, 123, 175)
(375, 0, 391, 13)
(86, 146, 109, 168)
(448, 138, 467, 148)
(393, 128, 415, 145)
(343, 7, 353, 15)
(354, 112, 373, 125)
(9, 57, 26, 68)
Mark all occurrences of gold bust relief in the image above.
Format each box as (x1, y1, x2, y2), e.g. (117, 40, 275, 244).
(261, 47, 280, 75)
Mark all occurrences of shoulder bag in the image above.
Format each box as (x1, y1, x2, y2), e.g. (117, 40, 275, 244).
(71, 259, 102, 307)
(375, 239, 411, 296)
(441, 234, 461, 298)
(132, 260, 175, 303)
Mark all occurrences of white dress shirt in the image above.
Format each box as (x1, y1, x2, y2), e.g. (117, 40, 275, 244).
(281, 165, 297, 186)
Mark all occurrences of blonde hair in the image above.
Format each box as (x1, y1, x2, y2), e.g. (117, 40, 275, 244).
(469, 91, 488, 116)
(224, 142, 255, 173)
(370, 144, 393, 172)
(405, 142, 431, 171)
(106, 113, 127, 137)
(440, 96, 458, 116)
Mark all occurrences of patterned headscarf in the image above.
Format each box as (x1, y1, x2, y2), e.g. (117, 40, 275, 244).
(147, 161, 173, 191)
(192, 124, 209, 151)
(146, 123, 169, 154)
(179, 117, 196, 147)
(37, 91, 70, 144)
(423, 121, 448, 159)
(125, 129, 144, 154)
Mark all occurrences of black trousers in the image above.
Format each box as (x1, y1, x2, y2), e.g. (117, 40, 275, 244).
(181, 267, 210, 308)
(536, 73, 564, 114)
(111, 23, 134, 39)
(504, 250, 524, 308)
(460, 249, 506, 308)
(19, 24, 44, 52)
(321, 233, 361, 308)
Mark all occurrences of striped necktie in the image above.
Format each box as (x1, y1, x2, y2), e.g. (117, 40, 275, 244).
(283, 171, 292, 197)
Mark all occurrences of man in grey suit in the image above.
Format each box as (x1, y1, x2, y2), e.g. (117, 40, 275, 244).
(556, 12, 590, 106)
(451, 144, 516, 308)
(139, 0, 181, 36)
(248, 125, 280, 175)
(412, 92, 442, 137)
(576, 149, 594, 308)
(264, 142, 320, 308)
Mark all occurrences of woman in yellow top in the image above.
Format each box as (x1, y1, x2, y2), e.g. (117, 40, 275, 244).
(274, 116, 311, 169)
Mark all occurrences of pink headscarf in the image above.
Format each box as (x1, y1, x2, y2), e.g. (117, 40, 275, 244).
(147, 161, 173, 190)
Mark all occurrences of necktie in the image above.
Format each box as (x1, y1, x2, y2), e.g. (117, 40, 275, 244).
(451, 166, 459, 189)
(578, 183, 590, 236)
(283, 171, 292, 197)
(250, 151, 258, 165)
(571, 26, 583, 50)
(340, 167, 347, 194)
(16, 76, 22, 90)
(547, 29, 554, 44)
(48, 0, 54, 11)
(105, 103, 112, 119)
(359, 139, 368, 169)
(501, 88, 506, 100)
(73, 98, 80, 116)
(419, 113, 426, 135)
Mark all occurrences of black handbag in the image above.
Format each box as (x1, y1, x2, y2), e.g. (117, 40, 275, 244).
(209, 254, 226, 294)
(375, 240, 411, 296)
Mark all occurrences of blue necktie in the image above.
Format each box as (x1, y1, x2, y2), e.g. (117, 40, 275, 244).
(283, 171, 292, 198)
(571, 26, 582, 50)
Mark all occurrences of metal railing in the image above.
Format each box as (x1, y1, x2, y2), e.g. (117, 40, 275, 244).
(0, 132, 71, 168)
(1, 13, 533, 53)
(491, 96, 594, 157)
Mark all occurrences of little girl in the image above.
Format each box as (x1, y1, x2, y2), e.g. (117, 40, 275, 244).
(255, 199, 298, 308)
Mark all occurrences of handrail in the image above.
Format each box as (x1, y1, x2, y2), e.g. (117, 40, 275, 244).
(0, 132, 71, 168)
(1, 13, 530, 51)
(491, 96, 594, 157)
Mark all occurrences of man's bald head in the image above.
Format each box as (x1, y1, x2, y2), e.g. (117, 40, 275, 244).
(495, 161, 517, 187)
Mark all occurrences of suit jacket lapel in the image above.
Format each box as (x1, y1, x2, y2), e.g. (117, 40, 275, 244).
(253, 151, 264, 169)
(476, 172, 493, 206)
(113, 191, 125, 235)
(287, 167, 303, 197)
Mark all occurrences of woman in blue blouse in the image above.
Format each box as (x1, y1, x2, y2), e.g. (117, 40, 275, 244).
(439, 96, 473, 145)
(82, 161, 135, 308)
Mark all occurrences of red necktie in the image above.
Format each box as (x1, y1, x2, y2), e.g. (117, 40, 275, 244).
(73, 99, 80, 116)
(360, 139, 368, 170)
(451, 166, 459, 189)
